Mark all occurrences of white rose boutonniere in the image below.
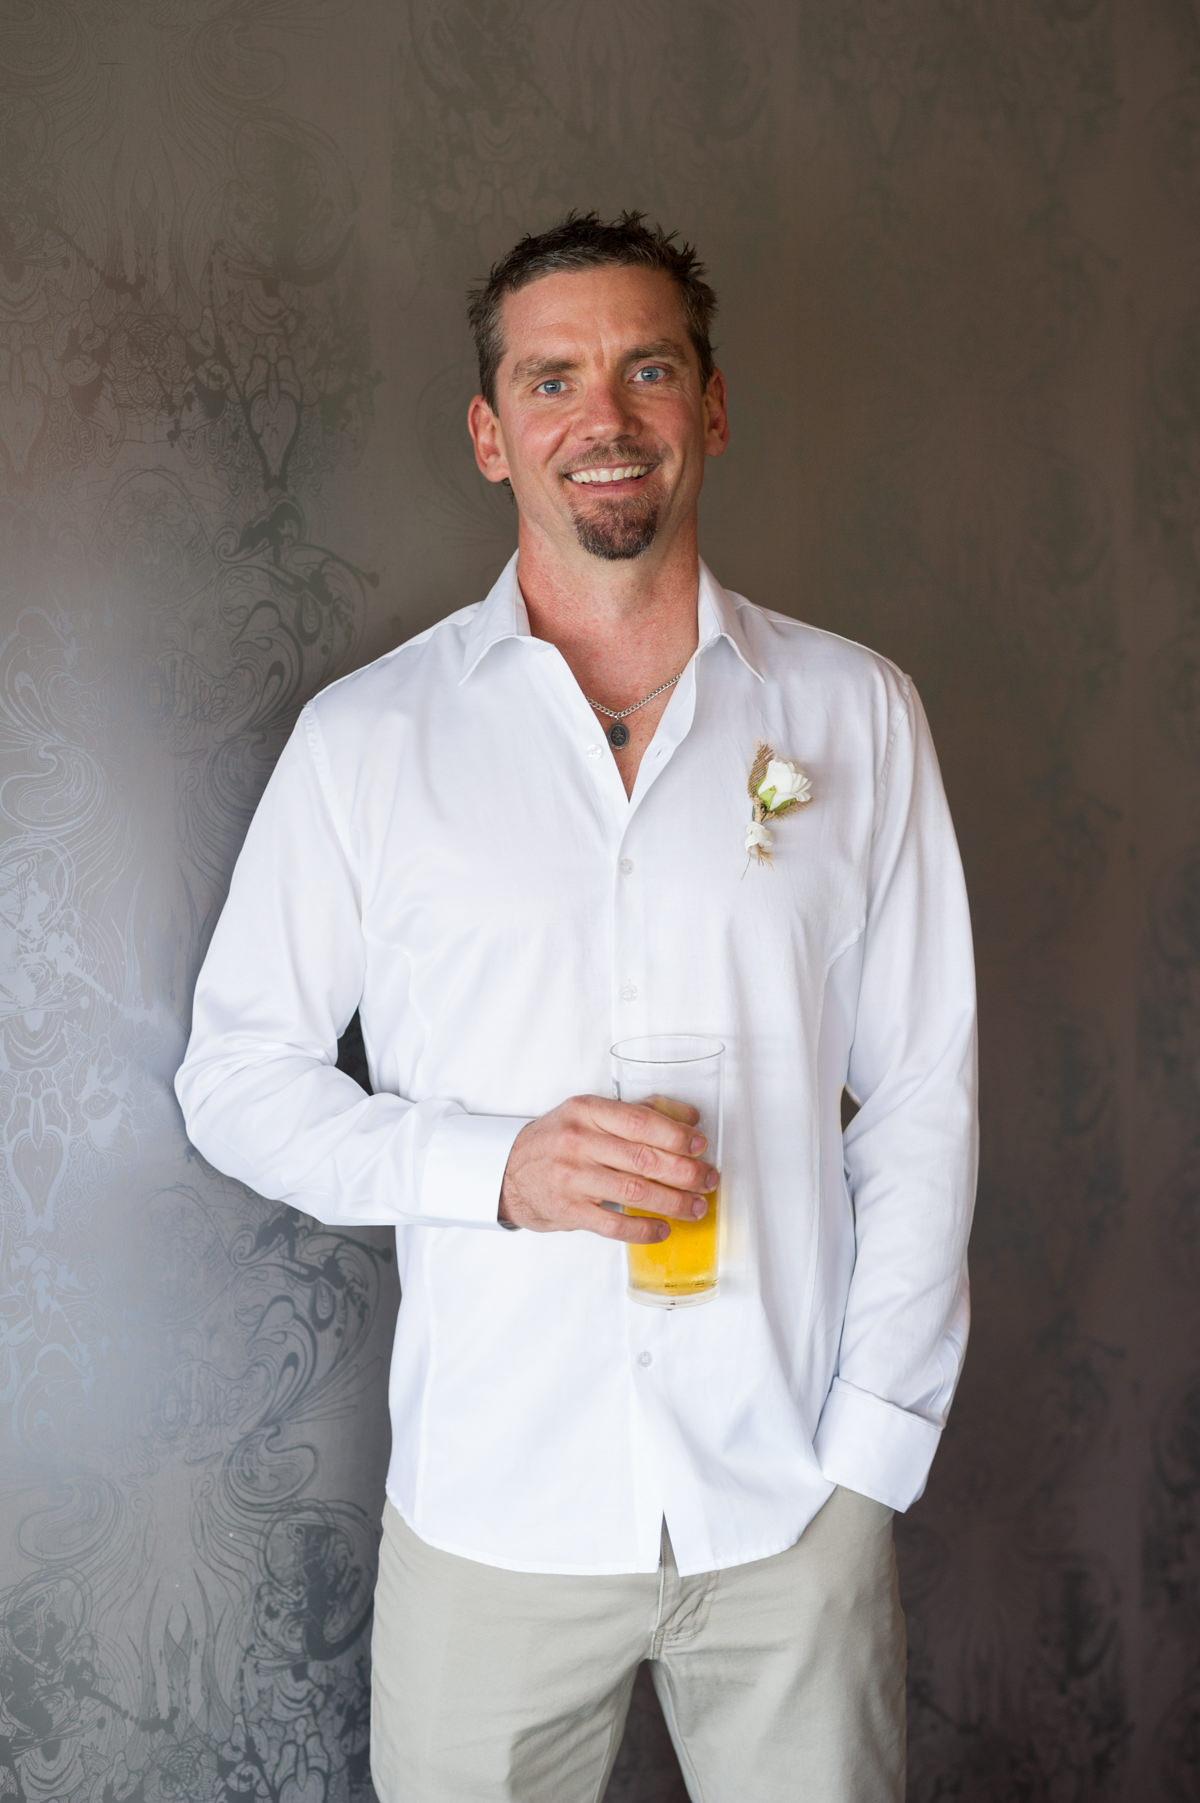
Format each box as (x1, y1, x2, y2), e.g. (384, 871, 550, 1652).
(744, 741, 812, 869)
(758, 757, 812, 811)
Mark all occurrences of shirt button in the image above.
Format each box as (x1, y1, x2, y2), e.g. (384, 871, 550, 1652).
(585, 743, 603, 760)
(619, 983, 638, 1002)
(638, 1351, 652, 1367)
(619, 858, 634, 875)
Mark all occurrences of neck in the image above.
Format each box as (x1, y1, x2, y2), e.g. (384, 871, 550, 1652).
(515, 520, 701, 706)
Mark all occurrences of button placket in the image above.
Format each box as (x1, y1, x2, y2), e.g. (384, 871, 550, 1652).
(613, 820, 641, 1012)
(613, 834, 642, 1004)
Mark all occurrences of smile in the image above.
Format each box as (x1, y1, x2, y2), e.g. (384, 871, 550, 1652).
(566, 464, 654, 485)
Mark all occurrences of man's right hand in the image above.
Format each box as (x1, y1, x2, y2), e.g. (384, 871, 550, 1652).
(497, 1096, 719, 1241)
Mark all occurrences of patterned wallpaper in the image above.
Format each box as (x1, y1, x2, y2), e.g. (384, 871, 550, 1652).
(0, 3, 1195, 1800)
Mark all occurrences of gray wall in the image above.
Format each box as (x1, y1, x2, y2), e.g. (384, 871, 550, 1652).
(1, 3, 1196, 1799)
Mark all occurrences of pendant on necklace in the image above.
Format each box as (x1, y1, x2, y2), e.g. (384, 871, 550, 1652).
(608, 722, 630, 749)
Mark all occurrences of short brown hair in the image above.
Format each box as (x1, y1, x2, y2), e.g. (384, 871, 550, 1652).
(467, 210, 718, 408)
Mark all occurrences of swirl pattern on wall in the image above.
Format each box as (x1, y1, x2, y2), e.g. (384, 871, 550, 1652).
(0, 7, 386, 1803)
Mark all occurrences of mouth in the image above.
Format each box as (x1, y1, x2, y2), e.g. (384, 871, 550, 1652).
(564, 461, 657, 489)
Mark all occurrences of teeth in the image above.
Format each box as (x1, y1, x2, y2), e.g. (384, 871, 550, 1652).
(568, 464, 652, 484)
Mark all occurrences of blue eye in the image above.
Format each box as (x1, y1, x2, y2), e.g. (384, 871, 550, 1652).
(536, 379, 565, 395)
(634, 366, 665, 383)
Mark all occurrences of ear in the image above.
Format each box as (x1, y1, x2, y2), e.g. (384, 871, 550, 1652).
(703, 369, 730, 458)
(468, 395, 511, 484)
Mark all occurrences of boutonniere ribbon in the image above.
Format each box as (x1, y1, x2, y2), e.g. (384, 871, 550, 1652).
(744, 741, 812, 870)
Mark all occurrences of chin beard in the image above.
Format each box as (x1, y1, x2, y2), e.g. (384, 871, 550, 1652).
(570, 496, 660, 561)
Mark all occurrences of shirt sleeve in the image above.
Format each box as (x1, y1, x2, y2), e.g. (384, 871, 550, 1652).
(174, 705, 530, 1230)
(814, 676, 978, 1511)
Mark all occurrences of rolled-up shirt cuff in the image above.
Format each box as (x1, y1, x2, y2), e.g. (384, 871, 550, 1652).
(419, 1109, 532, 1228)
(813, 1376, 943, 1511)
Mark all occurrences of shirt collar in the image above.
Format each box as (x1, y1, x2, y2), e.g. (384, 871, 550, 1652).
(459, 551, 765, 685)
(695, 559, 764, 682)
(459, 553, 532, 683)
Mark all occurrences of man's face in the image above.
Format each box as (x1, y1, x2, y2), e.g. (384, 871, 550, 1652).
(468, 264, 728, 564)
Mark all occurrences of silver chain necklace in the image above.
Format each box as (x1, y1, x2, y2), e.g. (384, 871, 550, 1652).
(585, 667, 687, 749)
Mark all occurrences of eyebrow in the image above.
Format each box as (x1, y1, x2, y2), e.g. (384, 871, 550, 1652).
(509, 355, 574, 385)
(507, 339, 689, 386)
(622, 340, 688, 364)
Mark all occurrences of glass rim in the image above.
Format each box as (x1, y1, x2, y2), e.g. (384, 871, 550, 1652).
(610, 1034, 725, 1066)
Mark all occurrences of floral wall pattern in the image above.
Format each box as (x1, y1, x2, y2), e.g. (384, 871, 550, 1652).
(0, 3, 1195, 1799)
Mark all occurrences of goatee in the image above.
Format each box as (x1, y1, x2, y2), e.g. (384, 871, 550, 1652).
(571, 496, 660, 561)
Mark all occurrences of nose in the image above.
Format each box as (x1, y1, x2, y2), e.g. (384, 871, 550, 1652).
(577, 371, 639, 443)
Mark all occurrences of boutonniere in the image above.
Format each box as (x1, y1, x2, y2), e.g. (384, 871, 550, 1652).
(744, 741, 812, 869)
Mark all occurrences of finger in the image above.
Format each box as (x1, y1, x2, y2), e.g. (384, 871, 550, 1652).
(598, 1172, 712, 1221)
(525, 1127, 713, 1217)
(587, 1203, 672, 1245)
(536, 1197, 670, 1243)
(590, 1096, 707, 1157)
(644, 1094, 696, 1126)
(586, 1127, 719, 1206)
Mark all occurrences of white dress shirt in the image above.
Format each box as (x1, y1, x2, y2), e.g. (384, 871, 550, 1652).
(175, 556, 977, 1577)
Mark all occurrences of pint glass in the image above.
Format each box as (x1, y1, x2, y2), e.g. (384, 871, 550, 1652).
(611, 1034, 724, 1308)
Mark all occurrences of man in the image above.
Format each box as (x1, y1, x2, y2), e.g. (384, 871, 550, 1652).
(176, 211, 977, 1802)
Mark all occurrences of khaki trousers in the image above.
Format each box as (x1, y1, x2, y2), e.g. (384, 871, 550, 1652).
(370, 1486, 906, 1803)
